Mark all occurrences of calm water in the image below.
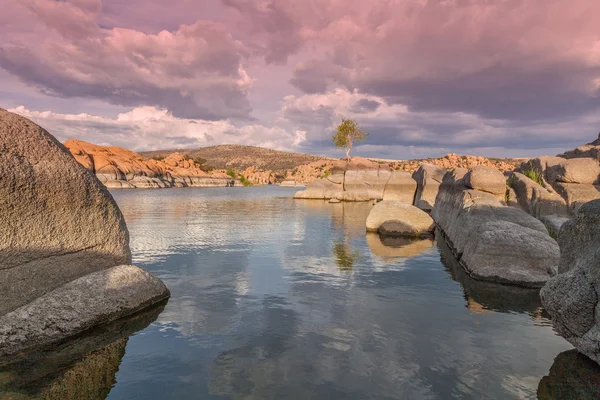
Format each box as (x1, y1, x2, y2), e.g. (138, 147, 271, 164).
(4, 186, 600, 399)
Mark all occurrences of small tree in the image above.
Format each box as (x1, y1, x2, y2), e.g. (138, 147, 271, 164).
(332, 118, 368, 162)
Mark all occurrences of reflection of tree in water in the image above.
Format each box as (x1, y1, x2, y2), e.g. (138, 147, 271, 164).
(333, 241, 359, 271)
(538, 349, 600, 399)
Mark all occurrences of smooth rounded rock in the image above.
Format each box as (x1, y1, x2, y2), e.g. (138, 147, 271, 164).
(464, 166, 507, 195)
(0, 109, 131, 316)
(366, 201, 435, 233)
(0, 265, 170, 358)
(379, 219, 434, 238)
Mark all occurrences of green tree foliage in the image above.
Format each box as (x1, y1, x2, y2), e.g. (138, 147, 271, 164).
(332, 118, 369, 161)
(226, 168, 237, 178)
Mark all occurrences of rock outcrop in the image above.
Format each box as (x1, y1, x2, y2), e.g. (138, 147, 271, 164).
(432, 166, 560, 288)
(294, 158, 395, 202)
(294, 159, 447, 207)
(0, 109, 170, 357)
(65, 139, 233, 189)
(519, 156, 600, 215)
(540, 200, 600, 365)
(509, 172, 569, 219)
(464, 166, 507, 198)
(558, 132, 600, 161)
(412, 164, 446, 211)
(382, 171, 417, 203)
(366, 201, 434, 238)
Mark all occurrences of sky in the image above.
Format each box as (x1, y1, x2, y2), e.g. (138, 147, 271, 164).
(1, 0, 600, 159)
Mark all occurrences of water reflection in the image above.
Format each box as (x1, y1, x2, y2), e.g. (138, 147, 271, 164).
(366, 233, 434, 263)
(100, 187, 574, 399)
(0, 303, 164, 399)
(332, 242, 359, 271)
(538, 349, 600, 399)
(438, 234, 545, 317)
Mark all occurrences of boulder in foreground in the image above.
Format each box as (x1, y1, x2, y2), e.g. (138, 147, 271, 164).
(0, 109, 131, 316)
(0, 265, 169, 358)
(541, 200, 600, 365)
(0, 108, 170, 357)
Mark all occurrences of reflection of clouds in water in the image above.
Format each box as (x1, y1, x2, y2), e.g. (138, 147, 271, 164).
(111, 188, 575, 399)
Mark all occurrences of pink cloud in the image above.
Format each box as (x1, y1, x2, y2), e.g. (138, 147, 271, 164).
(0, 0, 253, 120)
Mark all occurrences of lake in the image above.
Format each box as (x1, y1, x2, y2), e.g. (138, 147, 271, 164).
(3, 186, 600, 399)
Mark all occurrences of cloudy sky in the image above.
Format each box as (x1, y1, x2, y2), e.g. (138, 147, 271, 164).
(1, 0, 600, 159)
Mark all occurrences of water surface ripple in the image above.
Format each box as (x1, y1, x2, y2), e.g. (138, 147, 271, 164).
(5, 186, 597, 399)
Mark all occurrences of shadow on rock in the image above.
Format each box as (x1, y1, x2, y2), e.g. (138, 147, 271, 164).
(437, 234, 543, 315)
(0, 301, 165, 399)
(537, 349, 600, 400)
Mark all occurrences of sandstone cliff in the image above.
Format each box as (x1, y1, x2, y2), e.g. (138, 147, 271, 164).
(65, 140, 233, 188)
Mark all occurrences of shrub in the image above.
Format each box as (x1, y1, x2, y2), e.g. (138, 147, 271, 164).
(239, 174, 253, 186)
(226, 168, 237, 178)
(522, 161, 543, 186)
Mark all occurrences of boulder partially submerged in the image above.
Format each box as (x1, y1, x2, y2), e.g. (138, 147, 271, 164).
(366, 201, 435, 238)
(0, 109, 169, 356)
(541, 200, 600, 365)
(432, 166, 559, 287)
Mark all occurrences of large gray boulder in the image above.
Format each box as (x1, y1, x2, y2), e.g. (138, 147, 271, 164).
(510, 172, 569, 218)
(0, 265, 169, 357)
(432, 167, 559, 288)
(382, 171, 417, 204)
(366, 201, 435, 235)
(541, 200, 600, 364)
(412, 164, 446, 211)
(464, 165, 507, 196)
(0, 109, 131, 316)
(0, 109, 170, 357)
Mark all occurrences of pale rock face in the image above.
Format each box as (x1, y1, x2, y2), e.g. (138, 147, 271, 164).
(553, 182, 600, 214)
(510, 172, 569, 218)
(344, 169, 392, 200)
(0, 109, 131, 316)
(541, 200, 600, 365)
(366, 201, 435, 235)
(0, 265, 169, 358)
(432, 166, 559, 288)
(464, 165, 507, 196)
(382, 171, 417, 204)
(412, 164, 447, 211)
(546, 158, 600, 185)
(520, 156, 600, 215)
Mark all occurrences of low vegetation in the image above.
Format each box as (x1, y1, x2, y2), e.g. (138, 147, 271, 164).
(522, 161, 544, 185)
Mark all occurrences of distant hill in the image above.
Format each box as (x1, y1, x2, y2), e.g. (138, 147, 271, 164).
(141, 144, 330, 171)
